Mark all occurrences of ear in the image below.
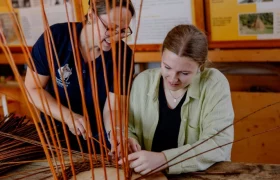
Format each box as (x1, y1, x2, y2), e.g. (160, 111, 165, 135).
(87, 8, 96, 24)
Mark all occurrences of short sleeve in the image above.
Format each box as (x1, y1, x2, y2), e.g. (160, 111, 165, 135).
(30, 32, 50, 76)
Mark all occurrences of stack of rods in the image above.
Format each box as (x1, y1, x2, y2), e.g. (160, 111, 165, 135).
(0, 113, 46, 175)
(0, 113, 122, 179)
(0, 0, 280, 179)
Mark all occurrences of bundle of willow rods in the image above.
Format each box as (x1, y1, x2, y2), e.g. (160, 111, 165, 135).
(0, 113, 46, 175)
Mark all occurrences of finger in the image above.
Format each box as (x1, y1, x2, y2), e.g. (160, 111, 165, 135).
(78, 118, 87, 132)
(110, 138, 119, 153)
(82, 133, 86, 140)
(128, 145, 133, 154)
(130, 159, 143, 169)
(75, 122, 85, 135)
(134, 163, 146, 173)
(117, 144, 123, 158)
(128, 152, 140, 161)
(129, 142, 137, 152)
(118, 157, 126, 165)
(136, 144, 141, 151)
(70, 128, 80, 136)
(131, 143, 139, 152)
(69, 128, 76, 135)
(140, 168, 151, 175)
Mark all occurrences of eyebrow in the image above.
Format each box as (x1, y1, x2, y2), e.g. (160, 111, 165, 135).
(163, 62, 170, 68)
(163, 62, 191, 73)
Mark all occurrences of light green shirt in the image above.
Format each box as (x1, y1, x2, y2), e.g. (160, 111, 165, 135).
(128, 68, 234, 174)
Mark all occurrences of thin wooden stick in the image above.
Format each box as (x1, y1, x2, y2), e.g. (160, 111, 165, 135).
(4, 1, 66, 175)
(0, 26, 58, 180)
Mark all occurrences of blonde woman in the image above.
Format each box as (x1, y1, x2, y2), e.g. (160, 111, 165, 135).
(120, 25, 234, 175)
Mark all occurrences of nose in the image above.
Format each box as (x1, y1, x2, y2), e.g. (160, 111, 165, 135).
(169, 71, 178, 82)
(105, 34, 121, 43)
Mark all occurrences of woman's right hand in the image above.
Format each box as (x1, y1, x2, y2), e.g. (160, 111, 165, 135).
(113, 137, 141, 159)
(65, 113, 87, 138)
(128, 138, 141, 153)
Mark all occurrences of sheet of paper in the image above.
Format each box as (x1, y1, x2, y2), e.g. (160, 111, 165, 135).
(128, 0, 193, 45)
(0, 12, 20, 45)
(18, 3, 74, 46)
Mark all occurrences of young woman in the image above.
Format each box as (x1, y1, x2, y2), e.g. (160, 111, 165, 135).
(24, 0, 135, 153)
(121, 25, 234, 175)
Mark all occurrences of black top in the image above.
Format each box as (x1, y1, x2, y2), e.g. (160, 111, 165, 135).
(152, 78, 186, 152)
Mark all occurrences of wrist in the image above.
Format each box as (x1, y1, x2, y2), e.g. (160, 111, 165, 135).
(160, 152, 168, 168)
(63, 110, 73, 124)
(106, 127, 124, 139)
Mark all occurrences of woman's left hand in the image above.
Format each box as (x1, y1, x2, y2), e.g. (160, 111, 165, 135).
(118, 150, 168, 175)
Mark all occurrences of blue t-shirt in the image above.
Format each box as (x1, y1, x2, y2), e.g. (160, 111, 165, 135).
(31, 22, 133, 137)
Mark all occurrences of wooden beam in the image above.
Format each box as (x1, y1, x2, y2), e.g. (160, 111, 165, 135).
(134, 49, 280, 63)
(134, 52, 161, 63)
(1, 49, 280, 64)
(0, 53, 27, 64)
(208, 49, 280, 62)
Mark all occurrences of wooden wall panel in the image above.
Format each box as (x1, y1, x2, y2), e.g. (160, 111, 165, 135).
(231, 92, 280, 164)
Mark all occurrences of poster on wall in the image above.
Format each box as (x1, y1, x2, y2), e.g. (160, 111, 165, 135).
(0, 0, 74, 46)
(209, 0, 279, 42)
(0, 12, 20, 45)
(128, 0, 195, 45)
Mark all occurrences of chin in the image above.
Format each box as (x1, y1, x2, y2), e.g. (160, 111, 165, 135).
(102, 42, 112, 51)
(102, 45, 111, 51)
(168, 85, 181, 91)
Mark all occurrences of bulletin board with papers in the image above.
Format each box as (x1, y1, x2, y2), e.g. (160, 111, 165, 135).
(127, 0, 205, 51)
(0, 0, 75, 51)
(206, 0, 280, 49)
(0, 0, 204, 52)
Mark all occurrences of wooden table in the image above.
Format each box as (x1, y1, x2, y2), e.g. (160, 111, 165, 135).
(167, 162, 280, 180)
(2, 161, 280, 180)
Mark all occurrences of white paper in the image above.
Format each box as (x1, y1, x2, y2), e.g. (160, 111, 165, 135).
(128, 0, 193, 44)
(0, 13, 20, 45)
(18, 3, 74, 46)
(11, 0, 71, 8)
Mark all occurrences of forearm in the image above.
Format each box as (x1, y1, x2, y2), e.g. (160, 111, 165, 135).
(104, 109, 125, 136)
(26, 88, 71, 122)
(103, 93, 128, 135)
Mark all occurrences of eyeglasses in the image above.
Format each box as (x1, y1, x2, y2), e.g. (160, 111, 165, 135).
(98, 16, 133, 38)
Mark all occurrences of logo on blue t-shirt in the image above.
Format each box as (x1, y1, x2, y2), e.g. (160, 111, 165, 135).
(56, 64, 72, 87)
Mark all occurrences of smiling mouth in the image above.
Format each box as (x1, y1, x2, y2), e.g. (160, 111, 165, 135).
(102, 38, 111, 46)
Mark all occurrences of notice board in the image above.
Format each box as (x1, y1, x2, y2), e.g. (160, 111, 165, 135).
(206, 0, 280, 48)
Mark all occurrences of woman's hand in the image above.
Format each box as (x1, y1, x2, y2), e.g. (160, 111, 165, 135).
(110, 137, 141, 158)
(118, 150, 168, 175)
(127, 137, 141, 153)
(65, 113, 87, 138)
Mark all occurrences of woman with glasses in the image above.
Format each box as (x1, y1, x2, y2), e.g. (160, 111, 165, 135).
(119, 25, 234, 175)
(24, 0, 135, 153)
